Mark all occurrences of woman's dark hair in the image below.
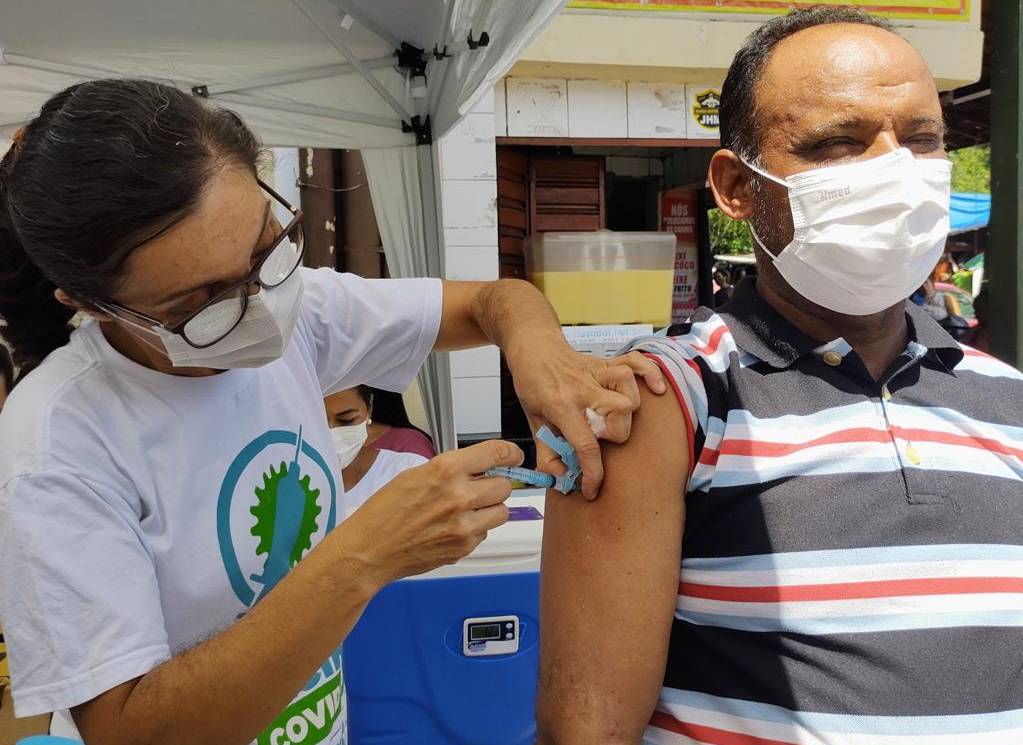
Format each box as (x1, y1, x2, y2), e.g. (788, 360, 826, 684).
(0, 344, 13, 393)
(0, 79, 261, 369)
(355, 385, 434, 444)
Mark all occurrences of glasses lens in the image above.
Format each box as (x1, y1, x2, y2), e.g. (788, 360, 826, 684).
(258, 223, 304, 287)
(182, 288, 246, 347)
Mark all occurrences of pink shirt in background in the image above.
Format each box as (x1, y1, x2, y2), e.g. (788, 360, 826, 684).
(371, 426, 437, 459)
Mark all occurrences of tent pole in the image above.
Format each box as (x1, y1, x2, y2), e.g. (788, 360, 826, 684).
(417, 143, 445, 279)
(2, 51, 406, 133)
(989, 0, 1023, 366)
(206, 57, 396, 96)
(211, 93, 402, 130)
(1, 51, 107, 81)
(292, 0, 414, 124)
(418, 142, 456, 452)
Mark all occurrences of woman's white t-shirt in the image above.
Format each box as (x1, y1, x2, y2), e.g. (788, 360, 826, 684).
(343, 449, 429, 517)
(0, 268, 442, 745)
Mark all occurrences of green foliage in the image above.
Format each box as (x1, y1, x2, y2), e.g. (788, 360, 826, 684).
(708, 208, 753, 255)
(949, 145, 990, 194)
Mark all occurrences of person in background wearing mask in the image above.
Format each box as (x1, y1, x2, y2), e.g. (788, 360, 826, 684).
(326, 386, 427, 515)
(538, 8, 1023, 744)
(361, 386, 436, 459)
(0, 80, 666, 745)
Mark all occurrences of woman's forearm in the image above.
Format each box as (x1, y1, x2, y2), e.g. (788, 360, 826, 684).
(435, 279, 567, 354)
(73, 524, 385, 745)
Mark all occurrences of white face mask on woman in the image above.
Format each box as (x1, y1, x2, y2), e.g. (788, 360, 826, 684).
(119, 264, 304, 370)
(743, 148, 952, 316)
(160, 266, 304, 369)
(331, 420, 370, 469)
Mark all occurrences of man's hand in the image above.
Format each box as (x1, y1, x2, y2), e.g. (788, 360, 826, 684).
(508, 337, 667, 499)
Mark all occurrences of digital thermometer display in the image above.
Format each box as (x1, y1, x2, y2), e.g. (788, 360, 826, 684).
(470, 623, 502, 641)
(464, 616, 520, 657)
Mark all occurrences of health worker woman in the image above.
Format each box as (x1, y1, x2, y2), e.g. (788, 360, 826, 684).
(0, 79, 663, 745)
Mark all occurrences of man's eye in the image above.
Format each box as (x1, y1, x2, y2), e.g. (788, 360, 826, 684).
(814, 137, 860, 151)
(906, 135, 942, 150)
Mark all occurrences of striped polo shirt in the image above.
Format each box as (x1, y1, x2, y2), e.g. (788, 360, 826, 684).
(626, 278, 1023, 745)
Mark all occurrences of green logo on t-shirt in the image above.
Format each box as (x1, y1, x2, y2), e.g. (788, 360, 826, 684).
(217, 426, 345, 745)
(257, 667, 345, 745)
(249, 442, 324, 605)
(217, 426, 338, 607)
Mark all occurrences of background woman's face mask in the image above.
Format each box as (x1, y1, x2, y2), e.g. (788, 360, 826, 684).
(332, 420, 370, 469)
(743, 148, 952, 316)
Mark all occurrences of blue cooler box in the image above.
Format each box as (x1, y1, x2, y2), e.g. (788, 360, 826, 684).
(344, 490, 545, 745)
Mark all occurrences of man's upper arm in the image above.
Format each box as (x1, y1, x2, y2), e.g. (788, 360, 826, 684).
(537, 384, 688, 745)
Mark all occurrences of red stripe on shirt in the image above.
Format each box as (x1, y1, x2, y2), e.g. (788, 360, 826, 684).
(698, 447, 720, 467)
(716, 425, 1023, 462)
(690, 323, 729, 357)
(679, 576, 1023, 603)
(646, 353, 697, 480)
(649, 711, 797, 745)
(891, 426, 1023, 462)
(718, 427, 892, 457)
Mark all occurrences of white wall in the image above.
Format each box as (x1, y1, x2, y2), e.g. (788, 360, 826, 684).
(516, 10, 983, 92)
(438, 89, 502, 437)
(502, 77, 722, 140)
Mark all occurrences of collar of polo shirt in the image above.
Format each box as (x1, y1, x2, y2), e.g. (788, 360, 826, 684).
(716, 278, 965, 373)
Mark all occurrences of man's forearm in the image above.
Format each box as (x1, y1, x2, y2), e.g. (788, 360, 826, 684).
(73, 525, 385, 745)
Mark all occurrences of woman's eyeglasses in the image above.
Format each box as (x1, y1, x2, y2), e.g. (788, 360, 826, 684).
(98, 180, 305, 349)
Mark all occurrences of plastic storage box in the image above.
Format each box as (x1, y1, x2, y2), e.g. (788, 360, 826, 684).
(525, 230, 677, 326)
(344, 490, 545, 745)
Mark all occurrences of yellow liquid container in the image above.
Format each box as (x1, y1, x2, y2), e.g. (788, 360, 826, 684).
(532, 270, 675, 326)
(525, 231, 678, 327)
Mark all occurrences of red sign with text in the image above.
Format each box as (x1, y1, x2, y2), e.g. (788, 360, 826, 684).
(659, 188, 699, 324)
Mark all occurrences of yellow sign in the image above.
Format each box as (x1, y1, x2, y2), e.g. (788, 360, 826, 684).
(567, 0, 971, 23)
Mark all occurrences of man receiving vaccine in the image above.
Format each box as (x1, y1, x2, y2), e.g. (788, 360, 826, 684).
(537, 7, 1023, 744)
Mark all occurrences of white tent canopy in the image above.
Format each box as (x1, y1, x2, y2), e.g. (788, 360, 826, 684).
(0, 0, 566, 451)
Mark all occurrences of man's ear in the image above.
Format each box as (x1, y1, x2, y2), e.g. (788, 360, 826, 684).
(54, 288, 111, 323)
(708, 149, 756, 221)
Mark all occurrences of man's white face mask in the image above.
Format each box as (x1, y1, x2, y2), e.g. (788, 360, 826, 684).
(742, 148, 953, 316)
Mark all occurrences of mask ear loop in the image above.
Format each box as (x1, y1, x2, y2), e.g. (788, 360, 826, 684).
(747, 223, 781, 262)
(738, 156, 790, 189)
(93, 303, 175, 360)
(737, 157, 788, 262)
